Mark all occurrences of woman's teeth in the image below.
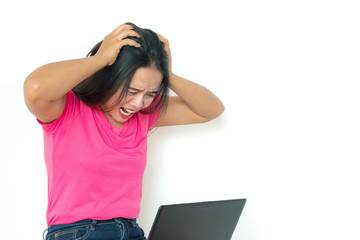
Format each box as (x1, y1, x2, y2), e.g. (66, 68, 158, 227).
(120, 107, 135, 116)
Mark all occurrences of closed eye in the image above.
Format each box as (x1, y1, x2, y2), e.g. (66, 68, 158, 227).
(147, 93, 157, 97)
(128, 87, 158, 97)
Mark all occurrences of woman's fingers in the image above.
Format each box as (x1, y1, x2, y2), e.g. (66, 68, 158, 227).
(157, 33, 172, 72)
(96, 24, 141, 66)
(111, 24, 138, 36)
(119, 38, 141, 48)
(111, 24, 140, 40)
(157, 34, 169, 48)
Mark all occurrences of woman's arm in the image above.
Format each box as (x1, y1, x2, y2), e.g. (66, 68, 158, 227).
(155, 35, 225, 127)
(24, 24, 140, 123)
(24, 56, 109, 123)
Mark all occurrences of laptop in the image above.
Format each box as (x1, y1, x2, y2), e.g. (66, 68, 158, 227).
(148, 199, 246, 240)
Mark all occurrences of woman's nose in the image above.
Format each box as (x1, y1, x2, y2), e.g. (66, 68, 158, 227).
(130, 95, 144, 109)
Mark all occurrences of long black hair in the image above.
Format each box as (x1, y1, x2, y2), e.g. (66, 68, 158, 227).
(72, 22, 169, 114)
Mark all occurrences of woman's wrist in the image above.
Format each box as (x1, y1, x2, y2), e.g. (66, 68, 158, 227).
(168, 72, 178, 90)
(92, 54, 111, 68)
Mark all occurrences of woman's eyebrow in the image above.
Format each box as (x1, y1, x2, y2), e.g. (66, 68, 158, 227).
(128, 87, 142, 92)
(129, 87, 159, 93)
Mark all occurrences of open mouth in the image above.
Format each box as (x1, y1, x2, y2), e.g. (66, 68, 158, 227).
(120, 107, 136, 118)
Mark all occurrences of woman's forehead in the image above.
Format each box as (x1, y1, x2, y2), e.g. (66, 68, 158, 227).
(129, 67, 163, 91)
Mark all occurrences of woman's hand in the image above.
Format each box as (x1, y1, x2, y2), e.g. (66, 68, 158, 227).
(96, 24, 141, 66)
(157, 33, 172, 74)
(154, 34, 225, 127)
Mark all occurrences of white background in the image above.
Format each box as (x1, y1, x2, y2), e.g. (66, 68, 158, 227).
(1, 0, 359, 239)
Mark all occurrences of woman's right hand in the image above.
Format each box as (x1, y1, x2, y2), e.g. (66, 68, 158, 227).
(96, 24, 141, 66)
(24, 24, 140, 123)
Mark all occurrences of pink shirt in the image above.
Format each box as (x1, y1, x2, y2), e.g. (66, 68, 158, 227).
(38, 91, 161, 226)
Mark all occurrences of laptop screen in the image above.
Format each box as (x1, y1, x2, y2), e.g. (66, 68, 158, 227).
(148, 198, 246, 240)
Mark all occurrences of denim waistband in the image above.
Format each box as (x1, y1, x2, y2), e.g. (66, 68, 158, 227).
(43, 218, 137, 239)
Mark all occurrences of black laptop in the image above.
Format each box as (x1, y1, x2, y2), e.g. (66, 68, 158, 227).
(148, 199, 246, 240)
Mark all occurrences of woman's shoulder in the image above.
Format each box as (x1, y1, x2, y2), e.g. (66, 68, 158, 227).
(38, 90, 86, 132)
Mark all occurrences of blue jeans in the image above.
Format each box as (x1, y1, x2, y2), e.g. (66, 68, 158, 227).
(44, 218, 146, 240)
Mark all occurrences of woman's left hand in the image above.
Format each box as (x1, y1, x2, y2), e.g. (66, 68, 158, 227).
(157, 33, 172, 74)
(154, 34, 225, 127)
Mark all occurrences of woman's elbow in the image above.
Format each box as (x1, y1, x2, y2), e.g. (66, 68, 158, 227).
(24, 76, 42, 105)
(214, 102, 225, 119)
(205, 102, 225, 122)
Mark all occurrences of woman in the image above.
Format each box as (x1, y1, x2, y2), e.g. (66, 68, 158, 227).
(24, 22, 224, 240)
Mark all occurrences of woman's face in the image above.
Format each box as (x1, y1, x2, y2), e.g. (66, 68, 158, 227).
(101, 66, 163, 128)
